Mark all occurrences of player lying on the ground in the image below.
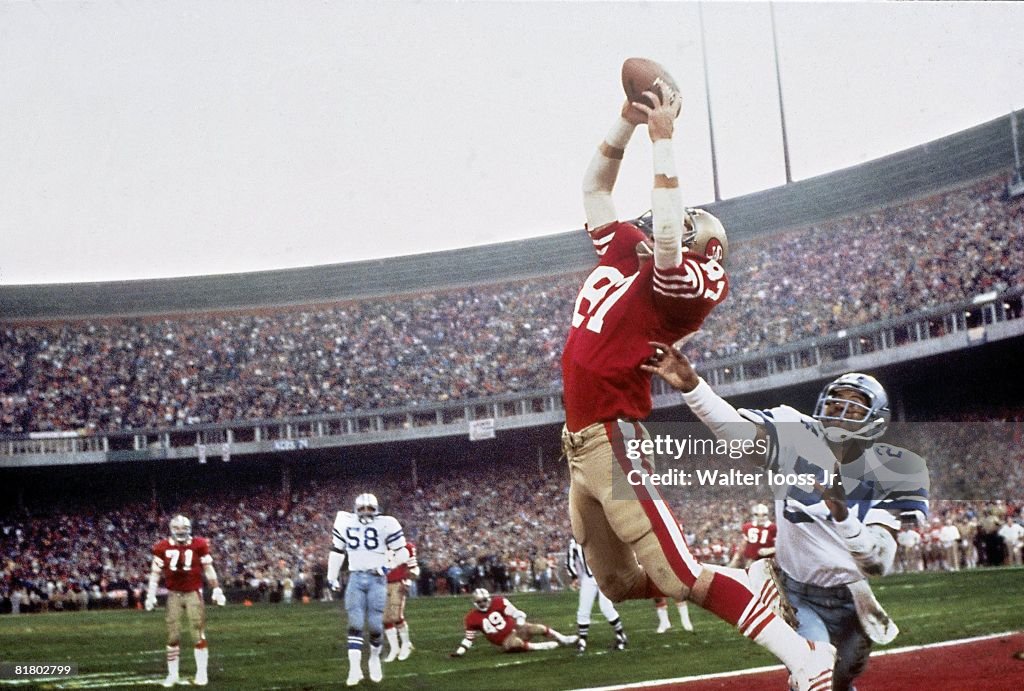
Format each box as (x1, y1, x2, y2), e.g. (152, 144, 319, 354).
(449, 588, 578, 656)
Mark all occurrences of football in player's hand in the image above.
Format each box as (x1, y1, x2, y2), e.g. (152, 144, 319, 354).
(621, 57, 680, 110)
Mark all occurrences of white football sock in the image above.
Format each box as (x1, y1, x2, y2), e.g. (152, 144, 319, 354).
(166, 646, 180, 678)
(194, 645, 209, 677)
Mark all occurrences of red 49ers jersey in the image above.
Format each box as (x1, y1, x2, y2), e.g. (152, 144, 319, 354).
(152, 537, 212, 593)
(387, 540, 418, 584)
(562, 222, 728, 432)
(741, 522, 777, 560)
(464, 596, 516, 646)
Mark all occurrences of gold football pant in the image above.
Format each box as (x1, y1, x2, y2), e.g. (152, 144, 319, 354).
(564, 420, 702, 603)
(165, 590, 206, 646)
(564, 419, 775, 634)
(384, 580, 407, 625)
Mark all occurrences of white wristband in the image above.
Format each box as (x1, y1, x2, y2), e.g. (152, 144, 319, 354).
(652, 138, 677, 178)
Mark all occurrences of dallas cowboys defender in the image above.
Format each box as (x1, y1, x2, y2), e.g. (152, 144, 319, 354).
(328, 493, 408, 687)
(643, 345, 929, 691)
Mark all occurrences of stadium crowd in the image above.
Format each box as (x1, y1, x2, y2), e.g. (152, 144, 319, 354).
(2, 421, 1022, 616)
(2, 175, 1022, 435)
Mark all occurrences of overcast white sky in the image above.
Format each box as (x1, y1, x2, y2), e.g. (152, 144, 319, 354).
(2, 1, 1023, 286)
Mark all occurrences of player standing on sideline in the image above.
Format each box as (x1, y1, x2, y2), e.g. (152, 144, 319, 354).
(449, 588, 577, 657)
(729, 503, 778, 569)
(642, 344, 929, 691)
(566, 537, 628, 654)
(328, 493, 408, 687)
(561, 79, 835, 690)
(383, 540, 420, 661)
(145, 515, 226, 688)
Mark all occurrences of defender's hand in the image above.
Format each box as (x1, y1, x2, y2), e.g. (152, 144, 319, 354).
(145, 594, 157, 612)
(640, 341, 700, 393)
(328, 579, 341, 593)
(816, 470, 849, 522)
(212, 587, 226, 606)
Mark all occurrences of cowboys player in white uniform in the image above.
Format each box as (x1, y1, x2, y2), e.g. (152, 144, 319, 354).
(566, 537, 628, 654)
(643, 345, 929, 691)
(328, 493, 408, 687)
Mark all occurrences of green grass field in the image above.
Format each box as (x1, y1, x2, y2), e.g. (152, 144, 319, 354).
(1, 568, 1021, 690)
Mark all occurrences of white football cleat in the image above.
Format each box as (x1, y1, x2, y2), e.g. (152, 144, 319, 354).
(557, 633, 579, 646)
(682, 621, 694, 633)
(160, 675, 178, 688)
(346, 668, 364, 687)
(788, 640, 836, 691)
(397, 643, 412, 661)
(368, 655, 383, 683)
(383, 647, 398, 663)
(656, 621, 671, 634)
(193, 673, 208, 687)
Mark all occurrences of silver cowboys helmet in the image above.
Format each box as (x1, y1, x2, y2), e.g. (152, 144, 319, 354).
(813, 372, 891, 443)
(472, 587, 492, 612)
(169, 515, 192, 544)
(354, 493, 380, 524)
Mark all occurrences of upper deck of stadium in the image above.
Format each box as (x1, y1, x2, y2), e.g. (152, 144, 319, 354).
(1, 114, 1017, 320)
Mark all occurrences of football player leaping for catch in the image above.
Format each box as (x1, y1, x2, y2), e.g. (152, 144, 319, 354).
(449, 589, 578, 657)
(145, 514, 226, 688)
(562, 79, 835, 690)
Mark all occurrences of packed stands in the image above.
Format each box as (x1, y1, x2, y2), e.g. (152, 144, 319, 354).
(2, 175, 1022, 435)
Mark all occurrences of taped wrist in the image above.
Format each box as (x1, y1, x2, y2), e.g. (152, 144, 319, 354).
(602, 117, 636, 158)
(681, 378, 757, 444)
(651, 139, 683, 268)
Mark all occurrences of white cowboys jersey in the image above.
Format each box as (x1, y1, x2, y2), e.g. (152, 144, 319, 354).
(740, 405, 929, 588)
(331, 511, 406, 572)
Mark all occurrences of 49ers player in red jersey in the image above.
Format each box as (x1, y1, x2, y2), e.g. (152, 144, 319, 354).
(730, 503, 778, 569)
(383, 540, 420, 662)
(449, 589, 577, 657)
(145, 515, 226, 687)
(561, 81, 835, 690)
